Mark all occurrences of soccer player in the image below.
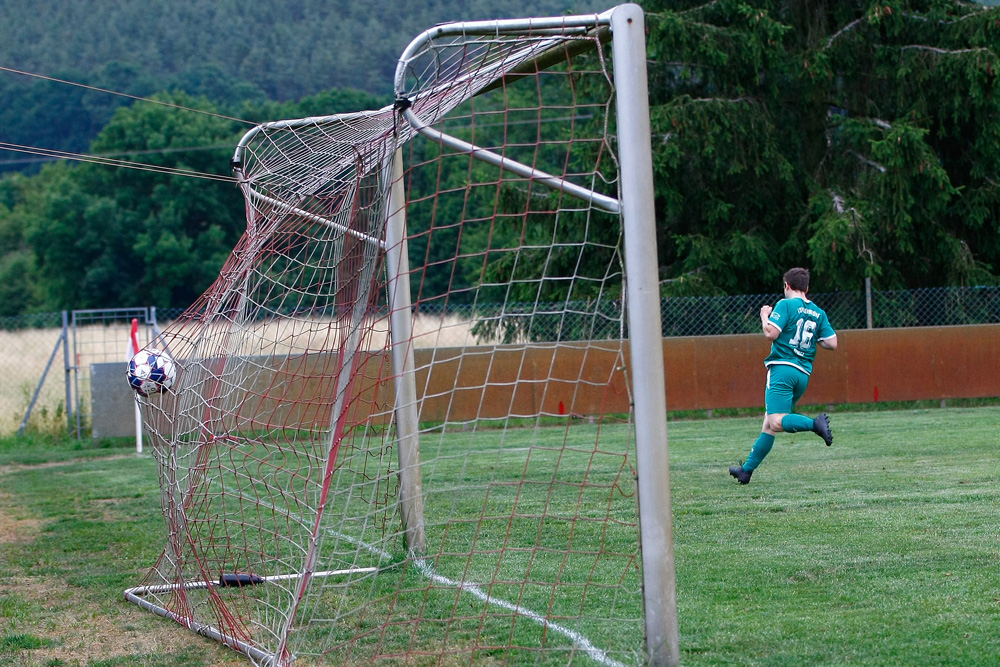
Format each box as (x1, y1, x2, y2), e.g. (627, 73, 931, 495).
(729, 267, 838, 484)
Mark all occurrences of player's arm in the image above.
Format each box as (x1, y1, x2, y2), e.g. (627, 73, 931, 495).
(817, 315, 838, 350)
(760, 304, 781, 340)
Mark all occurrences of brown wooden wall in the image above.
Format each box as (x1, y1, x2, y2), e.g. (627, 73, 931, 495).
(150, 324, 997, 433)
(662, 323, 1000, 410)
(414, 324, 1000, 420)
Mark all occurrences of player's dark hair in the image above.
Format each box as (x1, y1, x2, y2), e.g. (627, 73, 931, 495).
(783, 267, 810, 292)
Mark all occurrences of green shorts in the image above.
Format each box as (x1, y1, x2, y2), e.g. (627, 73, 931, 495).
(764, 363, 810, 415)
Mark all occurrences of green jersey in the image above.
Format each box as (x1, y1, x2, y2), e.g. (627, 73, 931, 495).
(763, 297, 836, 376)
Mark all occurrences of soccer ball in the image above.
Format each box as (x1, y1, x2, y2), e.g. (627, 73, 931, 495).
(126, 348, 176, 397)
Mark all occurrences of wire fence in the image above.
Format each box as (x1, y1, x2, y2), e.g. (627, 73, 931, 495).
(2, 285, 999, 435)
(0, 311, 67, 436)
(413, 285, 1000, 339)
(659, 285, 1000, 336)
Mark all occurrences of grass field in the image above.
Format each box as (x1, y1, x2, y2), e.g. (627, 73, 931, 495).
(1, 406, 998, 666)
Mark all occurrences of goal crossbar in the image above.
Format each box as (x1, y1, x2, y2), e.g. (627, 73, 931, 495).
(394, 10, 621, 213)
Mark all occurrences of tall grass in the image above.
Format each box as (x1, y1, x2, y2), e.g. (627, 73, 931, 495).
(1, 406, 998, 665)
(0, 327, 67, 437)
(0, 314, 490, 438)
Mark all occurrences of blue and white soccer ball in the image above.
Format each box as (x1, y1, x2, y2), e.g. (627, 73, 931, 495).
(126, 349, 176, 397)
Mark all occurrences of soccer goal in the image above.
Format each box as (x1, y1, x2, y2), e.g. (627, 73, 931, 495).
(125, 4, 677, 665)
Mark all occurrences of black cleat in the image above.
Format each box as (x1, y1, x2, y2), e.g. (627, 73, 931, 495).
(729, 465, 753, 485)
(813, 412, 833, 446)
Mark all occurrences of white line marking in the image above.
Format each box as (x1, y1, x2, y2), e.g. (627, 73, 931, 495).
(335, 532, 630, 667)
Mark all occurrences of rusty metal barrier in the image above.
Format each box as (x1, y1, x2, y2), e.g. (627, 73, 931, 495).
(416, 323, 1000, 421)
(10, 320, 1000, 435)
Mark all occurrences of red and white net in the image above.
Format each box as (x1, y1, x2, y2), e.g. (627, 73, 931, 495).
(129, 10, 645, 667)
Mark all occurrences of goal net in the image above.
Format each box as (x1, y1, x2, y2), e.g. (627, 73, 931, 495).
(126, 5, 676, 666)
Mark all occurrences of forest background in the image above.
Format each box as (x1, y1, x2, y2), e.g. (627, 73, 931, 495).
(2, 0, 1000, 317)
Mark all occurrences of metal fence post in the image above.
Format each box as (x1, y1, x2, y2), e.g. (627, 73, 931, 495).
(17, 317, 67, 436)
(62, 311, 73, 434)
(865, 277, 873, 329)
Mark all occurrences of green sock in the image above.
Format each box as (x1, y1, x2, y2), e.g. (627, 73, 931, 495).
(743, 433, 775, 471)
(781, 413, 814, 433)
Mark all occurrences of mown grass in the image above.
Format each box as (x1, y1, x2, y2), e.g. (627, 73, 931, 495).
(1, 406, 999, 665)
(670, 407, 1000, 666)
(0, 436, 242, 666)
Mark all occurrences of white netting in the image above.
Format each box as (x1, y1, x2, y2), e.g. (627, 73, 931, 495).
(128, 9, 648, 667)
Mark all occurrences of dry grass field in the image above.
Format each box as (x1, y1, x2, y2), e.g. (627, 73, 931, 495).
(0, 327, 68, 436)
(1, 313, 488, 436)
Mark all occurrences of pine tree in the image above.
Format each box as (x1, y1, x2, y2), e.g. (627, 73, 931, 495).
(643, 0, 1000, 293)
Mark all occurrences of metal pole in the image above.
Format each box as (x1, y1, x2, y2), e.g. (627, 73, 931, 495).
(384, 147, 426, 554)
(610, 5, 680, 666)
(18, 323, 65, 436)
(130, 317, 143, 455)
(865, 276, 873, 329)
(62, 311, 73, 435)
(71, 311, 82, 439)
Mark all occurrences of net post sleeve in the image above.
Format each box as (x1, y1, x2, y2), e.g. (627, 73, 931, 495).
(385, 147, 427, 554)
(129, 318, 143, 454)
(611, 5, 680, 666)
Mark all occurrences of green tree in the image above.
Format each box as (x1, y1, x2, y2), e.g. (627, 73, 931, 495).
(0, 175, 44, 314)
(77, 93, 247, 307)
(1, 165, 86, 309)
(16, 93, 247, 310)
(643, 0, 1000, 293)
(0, 86, 394, 316)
